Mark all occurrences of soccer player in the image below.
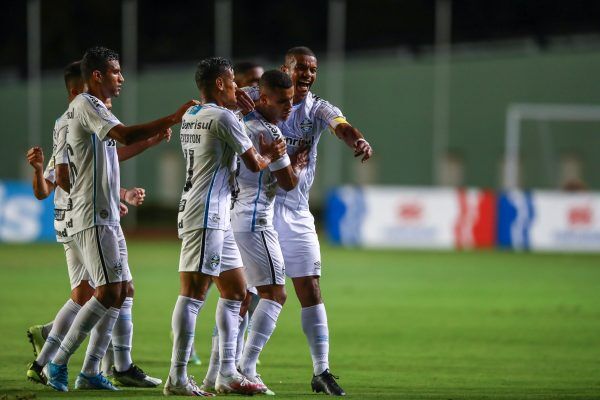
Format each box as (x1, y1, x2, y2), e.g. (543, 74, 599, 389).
(279, 46, 372, 396)
(244, 46, 373, 396)
(232, 69, 309, 394)
(45, 46, 196, 392)
(234, 61, 264, 88)
(164, 57, 285, 396)
(25, 61, 161, 389)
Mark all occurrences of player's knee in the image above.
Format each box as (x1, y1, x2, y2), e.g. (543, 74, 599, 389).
(126, 280, 134, 297)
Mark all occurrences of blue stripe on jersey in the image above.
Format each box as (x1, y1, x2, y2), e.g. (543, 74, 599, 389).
(92, 134, 97, 224)
(243, 111, 257, 122)
(250, 170, 264, 232)
(203, 167, 220, 227)
(188, 105, 203, 115)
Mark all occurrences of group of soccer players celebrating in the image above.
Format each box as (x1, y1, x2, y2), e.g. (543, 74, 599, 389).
(25, 45, 373, 397)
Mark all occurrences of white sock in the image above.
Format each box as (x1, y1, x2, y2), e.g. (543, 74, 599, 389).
(81, 307, 120, 376)
(216, 298, 242, 377)
(301, 303, 330, 375)
(36, 300, 81, 366)
(240, 299, 282, 378)
(169, 295, 204, 385)
(235, 313, 248, 365)
(204, 325, 220, 384)
(53, 296, 108, 366)
(101, 341, 114, 376)
(112, 296, 133, 372)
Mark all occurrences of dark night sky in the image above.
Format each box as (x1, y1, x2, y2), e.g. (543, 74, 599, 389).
(2, 0, 600, 77)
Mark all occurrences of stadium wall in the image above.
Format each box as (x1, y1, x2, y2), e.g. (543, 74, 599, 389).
(2, 48, 600, 210)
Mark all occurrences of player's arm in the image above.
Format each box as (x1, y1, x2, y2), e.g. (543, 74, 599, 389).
(108, 100, 198, 145)
(239, 134, 287, 173)
(26, 147, 54, 200)
(117, 129, 171, 162)
(333, 122, 373, 162)
(272, 145, 309, 191)
(55, 164, 70, 193)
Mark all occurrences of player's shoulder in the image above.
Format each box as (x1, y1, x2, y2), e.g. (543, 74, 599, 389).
(309, 92, 336, 110)
(206, 104, 241, 126)
(56, 109, 70, 127)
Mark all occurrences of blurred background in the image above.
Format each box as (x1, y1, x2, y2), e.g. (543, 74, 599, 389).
(1, 0, 599, 250)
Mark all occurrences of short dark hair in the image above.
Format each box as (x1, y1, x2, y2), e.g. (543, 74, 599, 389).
(285, 46, 316, 63)
(234, 61, 261, 76)
(195, 57, 233, 92)
(63, 61, 82, 89)
(81, 46, 120, 80)
(259, 70, 293, 91)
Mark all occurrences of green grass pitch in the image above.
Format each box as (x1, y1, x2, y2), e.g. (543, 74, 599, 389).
(1, 241, 599, 399)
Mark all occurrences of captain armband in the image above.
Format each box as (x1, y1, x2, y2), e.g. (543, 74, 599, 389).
(330, 116, 348, 130)
(269, 154, 291, 171)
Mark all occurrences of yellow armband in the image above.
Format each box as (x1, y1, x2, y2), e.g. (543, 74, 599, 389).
(329, 117, 349, 134)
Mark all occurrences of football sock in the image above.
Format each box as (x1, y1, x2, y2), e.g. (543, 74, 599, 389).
(240, 299, 282, 378)
(301, 303, 330, 375)
(169, 295, 204, 385)
(101, 342, 114, 376)
(216, 298, 242, 377)
(53, 296, 107, 366)
(81, 307, 119, 376)
(204, 325, 220, 384)
(36, 300, 81, 366)
(41, 321, 54, 340)
(235, 313, 248, 365)
(113, 296, 133, 372)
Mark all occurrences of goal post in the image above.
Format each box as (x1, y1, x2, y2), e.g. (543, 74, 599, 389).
(503, 103, 600, 189)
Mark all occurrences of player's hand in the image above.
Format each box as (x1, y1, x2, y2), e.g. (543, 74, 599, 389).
(354, 138, 373, 162)
(235, 88, 255, 115)
(119, 202, 129, 217)
(172, 100, 200, 124)
(148, 128, 172, 146)
(291, 145, 310, 172)
(259, 134, 286, 161)
(27, 147, 45, 171)
(124, 187, 146, 206)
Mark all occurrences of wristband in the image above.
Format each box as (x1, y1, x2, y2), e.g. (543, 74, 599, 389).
(269, 154, 291, 171)
(354, 138, 368, 148)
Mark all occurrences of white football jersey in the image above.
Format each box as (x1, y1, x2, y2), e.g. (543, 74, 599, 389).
(43, 111, 71, 242)
(177, 103, 253, 236)
(231, 111, 291, 232)
(65, 93, 122, 236)
(245, 87, 344, 210)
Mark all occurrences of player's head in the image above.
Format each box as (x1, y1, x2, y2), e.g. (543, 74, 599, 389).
(256, 70, 293, 123)
(81, 46, 124, 99)
(281, 46, 317, 103)
(195, 57, 237, 109)
(234, 61, 264, 88)
(63, 61, 86, 101)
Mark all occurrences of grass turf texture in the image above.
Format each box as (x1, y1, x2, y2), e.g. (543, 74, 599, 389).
(0, 242, 599, 399)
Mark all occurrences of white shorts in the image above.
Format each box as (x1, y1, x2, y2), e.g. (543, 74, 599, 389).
(273, 203, 321, 278)
(234, 230, 286, 287)
(71, 225, 132, 286)
(179, 228, 243, 276)
(63, 240, 95, 290)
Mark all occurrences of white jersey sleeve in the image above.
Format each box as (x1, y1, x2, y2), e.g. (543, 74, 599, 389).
(214, 110, 254, 155)
(313, 96, 345, 130)
(77, 93, 121, 140)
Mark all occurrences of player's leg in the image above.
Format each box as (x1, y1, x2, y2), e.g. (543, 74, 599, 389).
(202, 291, 248, 392)
(47, 226, 127, 392)
(235, 230, 286, 395)
(164, 228, 214, 397)
(107, 225, 162, 387)
(276, 205, 346, 396)
(212, 229, 264, 395)
(27, 241, 94, 385)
